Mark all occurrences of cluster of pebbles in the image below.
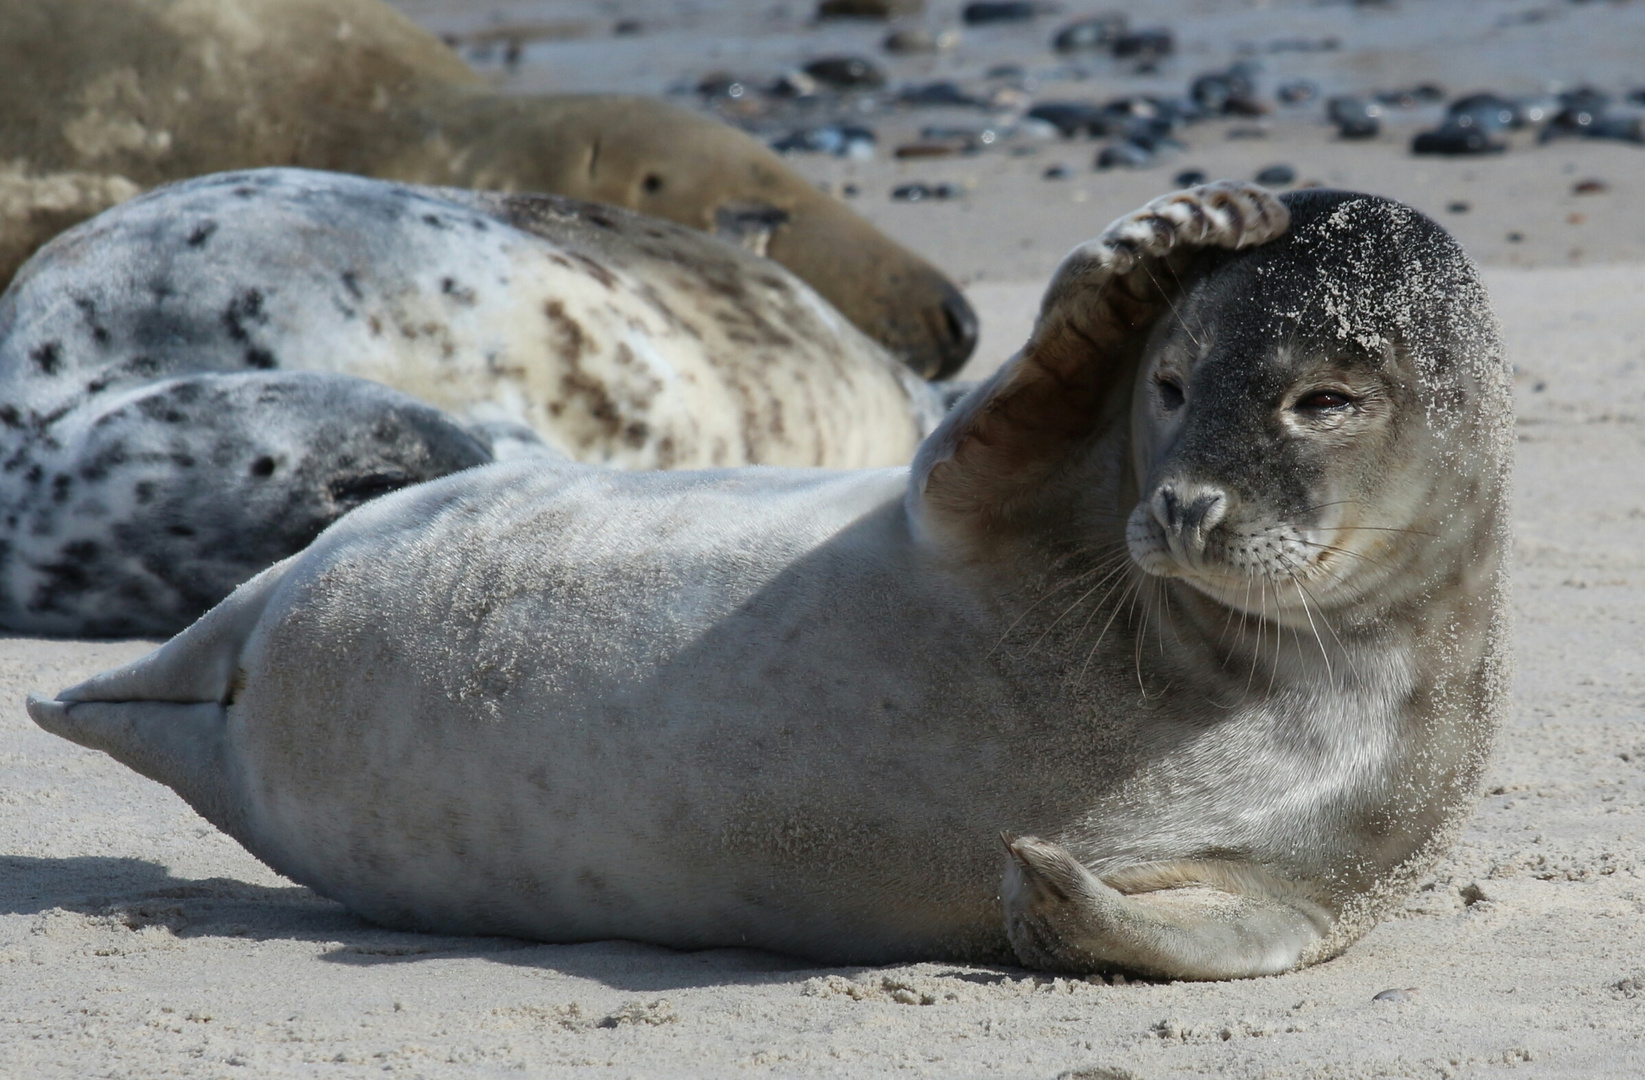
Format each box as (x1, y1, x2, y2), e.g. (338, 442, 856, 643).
(676, 3, 1644, 202)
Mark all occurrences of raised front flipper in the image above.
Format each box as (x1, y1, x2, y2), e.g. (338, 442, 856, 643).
(910, 182, 1289, 555)
(1002, 835, 1332, 981)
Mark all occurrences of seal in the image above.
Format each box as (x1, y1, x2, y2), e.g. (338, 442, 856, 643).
(29, 183, 1512, 980)
(0, 167, 940, 637)
(0, 0, 977, 378)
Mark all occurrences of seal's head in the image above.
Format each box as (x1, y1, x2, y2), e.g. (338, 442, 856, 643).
(1123, 190, 1510, 623)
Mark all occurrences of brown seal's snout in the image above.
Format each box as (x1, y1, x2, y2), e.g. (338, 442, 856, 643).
(1149, 482, 1230, 561)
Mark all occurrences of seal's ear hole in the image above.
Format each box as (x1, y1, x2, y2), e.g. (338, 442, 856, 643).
(642, 174, 664, 195)
(1158, 378, 1186, 411)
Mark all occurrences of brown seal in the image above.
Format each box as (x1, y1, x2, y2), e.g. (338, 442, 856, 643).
(0, 0, 977, 378)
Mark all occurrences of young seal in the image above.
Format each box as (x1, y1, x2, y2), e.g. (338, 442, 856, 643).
(0, 168, 938, 638)
(0, 0, 976, 378)
(29, 183, 1513, 980)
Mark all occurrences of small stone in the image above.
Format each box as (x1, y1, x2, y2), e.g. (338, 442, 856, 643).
(1112, 28, 1174, 62)
(1507, 231, 1525, 243)
(613, 19, 642, 35)
(1096, 142, 1152, 169)
(963, 1, 1041, 25)
(817, 0, 919, 19)
(1567, 212, 1586, 225)
(841, 183, 860, 198)
(802, 56, 886, 89)
(1278, 80, 1318, 105)
(1572, 178, 1609, 195)
(1412, 124, 1506, 156)
(1337, 116, 1380, 140)
(898, 81, 980, 107)
(1459, 882, 1490, 904)
(1372, 987, 1419, 1003)
(1446, 201, 1470, 213)
(1173, 168, 1208, 186)
(1053, 14, 1128, 53)
(1254, 163, 1296, 186)
(891, 182, 958, 202)
(1043, 164, 1071, 179)
(883, 28, 959, 53)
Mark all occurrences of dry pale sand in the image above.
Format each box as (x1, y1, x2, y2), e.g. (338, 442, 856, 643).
(2, 264, 1641, 1079)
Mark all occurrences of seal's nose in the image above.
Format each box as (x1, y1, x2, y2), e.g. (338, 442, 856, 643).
(1151, 484, 1229, 557)
(930, 285, 980, 381)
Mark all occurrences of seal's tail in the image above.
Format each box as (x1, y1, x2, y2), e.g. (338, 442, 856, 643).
(26, 558, 291, 834)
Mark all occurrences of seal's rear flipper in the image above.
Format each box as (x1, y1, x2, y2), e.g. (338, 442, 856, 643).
(26, 558, 292, 834)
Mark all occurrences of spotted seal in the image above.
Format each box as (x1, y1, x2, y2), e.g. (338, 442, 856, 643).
(29, 183, 1512, 979)
(0, 167, 939, 637)
(0, 0, 976, 378)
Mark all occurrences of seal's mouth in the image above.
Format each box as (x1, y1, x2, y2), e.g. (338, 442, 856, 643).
(1125, 492, 1346, 617)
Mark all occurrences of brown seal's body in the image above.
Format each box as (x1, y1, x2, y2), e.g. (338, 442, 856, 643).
(0, 0, 976, 377)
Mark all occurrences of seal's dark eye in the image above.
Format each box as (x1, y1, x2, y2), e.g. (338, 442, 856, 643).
(1295, 390, 1353, 412)
(1157, 378, 1185, 411)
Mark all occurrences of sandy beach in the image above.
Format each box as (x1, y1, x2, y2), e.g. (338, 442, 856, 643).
(5, 1, 1645, 1076)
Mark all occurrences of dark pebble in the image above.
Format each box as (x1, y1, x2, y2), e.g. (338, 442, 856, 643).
(770, 70, 820, 98)
(1191, 69, 1264, 117)
(697, 73, 750, 100)
(986, 63, 1027, 80)
(883, 29, 950, 54)
(1043, 164, 1071, 180)
(1376, 83, 1445, 109)
(1573, 179, 1609, 195)
(891, 183, 958, 202)
(1277, 79, 1318, 105)
(899, 81, 981, 107)
(963, 1, 1041, 25)
(1447, 201, 1470, 213)
(841, 182, 860, 198)
(1095, 141, 1152, 169)
(1112, 28, 1174, 62)
(1541, 107, 1645, 145)
(1448, 92, 1524, 132)
(613, 18, 642, 35)
(1254, 163, 1296, 185)
(1507, 231, 1524, 243)
(1326, 95, 1381, 125)
(1337, 116, 1380, 139)
(1027, 101, 1112, 138)
(1174, 169, 1208, 186)
(1412, 123, 1506, 155)
(1053, 13, 1128, 53)
(770, 125, 878, 157)
(817, 0, 900, 19)
(1373, 988, 1419, 1003)
(803, 56, 886, 89)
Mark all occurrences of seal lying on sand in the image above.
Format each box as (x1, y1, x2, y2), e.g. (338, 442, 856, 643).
(0, 168, 938, 638)
(30, 183, 1512, 979)
(0, 0, 976, 378)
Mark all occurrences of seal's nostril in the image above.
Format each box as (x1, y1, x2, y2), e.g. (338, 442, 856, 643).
(1179, 493, 1225, 533)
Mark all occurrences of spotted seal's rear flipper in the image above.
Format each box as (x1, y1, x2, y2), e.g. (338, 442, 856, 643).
(1001, 835, 1333, 981)
(910, 182, 1288, 552)
(0, 371, 490, 638)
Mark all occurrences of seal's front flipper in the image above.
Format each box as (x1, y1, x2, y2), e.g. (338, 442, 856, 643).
(1000, 835, 1331, 981)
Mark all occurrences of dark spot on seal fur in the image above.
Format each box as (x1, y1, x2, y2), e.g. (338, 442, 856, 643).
(122, 356, 160, 377)
(186, 221, 218, 247)
(340, 271, 365, 300)
(250, 455, 277, 478)
(245, 347, 277, 369)
(223, 289, 267, 343)
(441, 277, 477, 306)
(31, 342, 62, 374)
(642, 174, 664, 195)
(543, 300, 592, 358)
(0, 406, 20, 429)
(422, 214, 450, 230)
(569, 252, 618, 289)
(51, 474, 73, 503)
